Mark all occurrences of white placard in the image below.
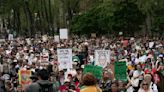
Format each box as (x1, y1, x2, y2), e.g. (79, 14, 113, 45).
(26, 38, 31, 45)
(40, 52, 49, 64)
(60, 29, 68, 39)
(149, 42, 154, 48)
(139, 55, 147, 63)
(42, 35, 48, 42)
(0, 39, 5, 42)
(57, 49, 72, 70)
(119, 32, 123, 35)
(54, 35, 60, 42)
(8, 34, 13, 41)
(95, 50, 110, 68)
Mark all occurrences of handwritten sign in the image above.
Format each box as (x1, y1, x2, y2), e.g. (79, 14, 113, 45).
(57, 49, 72, 70)
(114, 62, 127, 81)
(83, 65, 103, 79)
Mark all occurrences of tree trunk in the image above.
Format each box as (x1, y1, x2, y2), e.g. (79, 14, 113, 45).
(145, 11, 152, 37)
(48, 0, 54, 35)
(43, 0, 50, 34)
(24, 0, 34, 37)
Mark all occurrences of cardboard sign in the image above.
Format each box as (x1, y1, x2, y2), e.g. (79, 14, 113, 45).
(60, 29, 68, 39)
(95, 50, 110, 68)
(91, 33, 96, 38)
(114, 62, 127, 81)
(83, 65, 103, 79)
(54, 35, 60, 42)
(18, 70, 31, 85)
(42, 35, 48, 42)
(57, 49, 72, 70)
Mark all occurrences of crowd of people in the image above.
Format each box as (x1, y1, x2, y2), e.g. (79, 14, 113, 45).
(0, 35, 163, 92)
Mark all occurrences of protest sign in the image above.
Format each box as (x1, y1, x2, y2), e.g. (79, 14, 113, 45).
(114, 62, 127, 81)
(54, 35, 60, 42)
(26, 38, 31, 45)
(57, 49, 72, 70)
(91, 33, 96, 38)
(83, 65, 103, 79)
(40, 52, 49, 64)
(18, 70, 31, 86)
(149, 42, 154, 48)
(119, 32, 123, 35)
(95, 50, 110, 68)
(0, 39, 5, 42)
(122, 40, 128, 47)
(139, 55, 147, 63)
(42, 35, 48, 42)
(60, 28, 68, 39)
(8, 34, 14, 40)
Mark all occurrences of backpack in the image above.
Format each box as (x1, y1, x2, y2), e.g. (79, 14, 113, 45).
(38, 82, 53, 92)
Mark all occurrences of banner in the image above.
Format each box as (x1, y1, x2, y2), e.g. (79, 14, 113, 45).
(60, 29, 68, 39)
(83, 65, 103, 79)
(114, 62, 127, 81)
(95, 50, 110, 68)
(18, 70, 31, 86)
(57, 49, 72, 70)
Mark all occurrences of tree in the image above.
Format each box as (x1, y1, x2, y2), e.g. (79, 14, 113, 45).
(70, 0, 115, 34)
(136, 0, 164, 37)
(151, 0, 164, 37)
(112, 0, 145, 36)
(70, 0, 145, 36)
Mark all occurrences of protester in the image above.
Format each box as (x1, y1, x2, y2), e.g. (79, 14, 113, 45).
(80, 73, 102, 92)
(0, 36, 163, 92)
(110, 81, 119, 92)
(138, 80, 153, 92)
(4, 81, 16, 92)
(25, 69, 53, 92)
(99, 70, 112, 92)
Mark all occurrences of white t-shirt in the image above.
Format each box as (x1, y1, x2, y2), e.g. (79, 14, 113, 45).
(138, 88, 153, 92)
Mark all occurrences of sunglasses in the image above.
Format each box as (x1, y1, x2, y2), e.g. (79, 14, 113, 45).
(143, 83, 148, 86)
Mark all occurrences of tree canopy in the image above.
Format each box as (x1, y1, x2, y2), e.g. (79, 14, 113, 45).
(0, 0, 164, 37)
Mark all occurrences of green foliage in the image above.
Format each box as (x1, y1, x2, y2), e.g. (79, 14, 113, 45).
(151, 0, 164, 34)
(112, 0, 145, 35)
(70, 0, 145, 35)
(0, 0, 164, 36)
(70, 0, 115, 34)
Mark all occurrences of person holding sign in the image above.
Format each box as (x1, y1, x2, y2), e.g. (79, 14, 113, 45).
(99, 70, 112, 92)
